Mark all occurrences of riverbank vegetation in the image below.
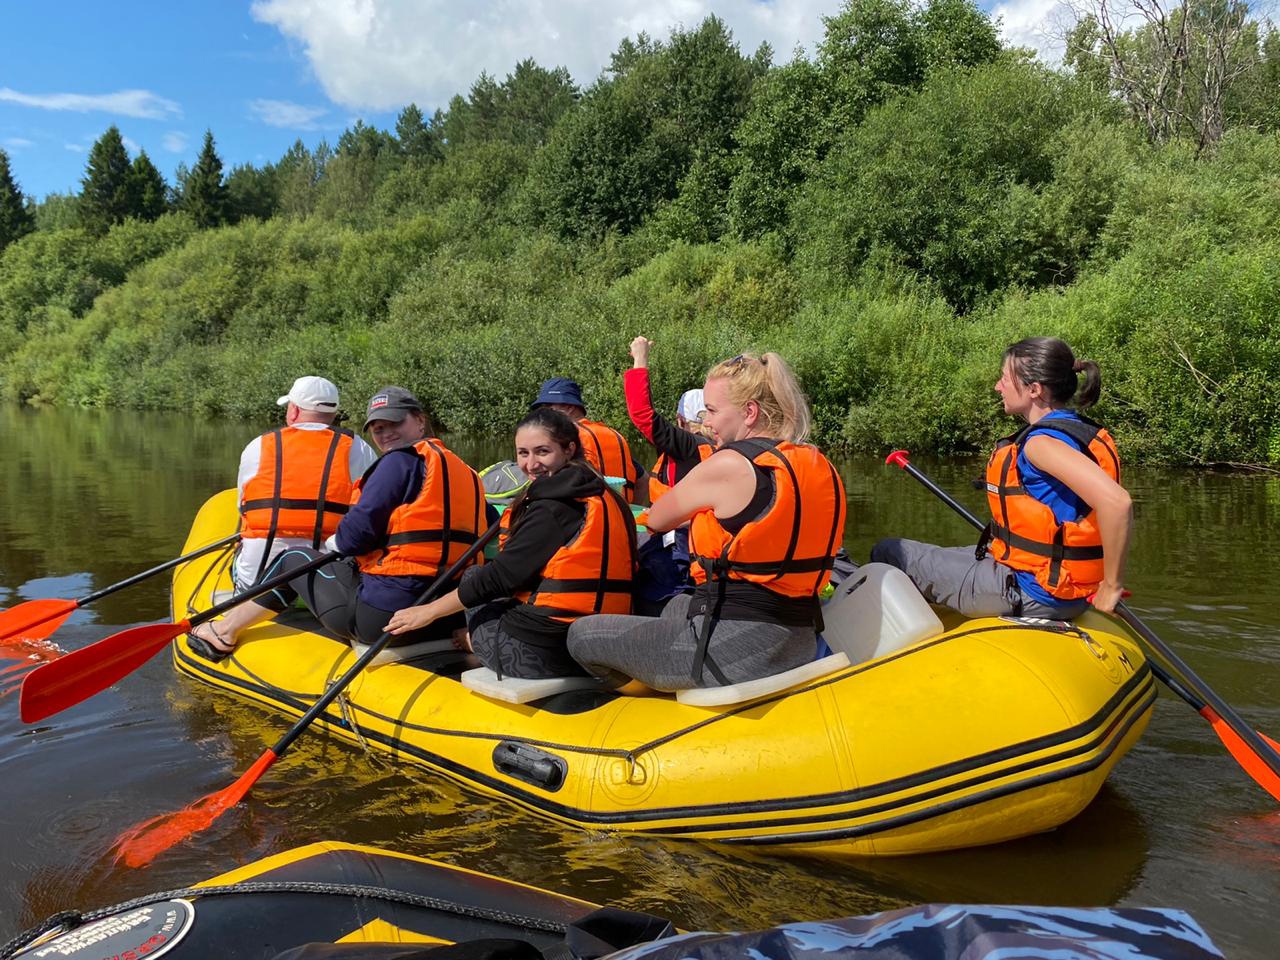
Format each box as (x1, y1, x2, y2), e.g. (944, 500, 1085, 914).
(0, 0, 1277, 464)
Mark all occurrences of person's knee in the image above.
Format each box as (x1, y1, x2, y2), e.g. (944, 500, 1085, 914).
(565, 621, 592, 664)
(870, 538, 906, 568)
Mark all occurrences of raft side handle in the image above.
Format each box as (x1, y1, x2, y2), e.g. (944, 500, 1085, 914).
(493, 741, 568, 792)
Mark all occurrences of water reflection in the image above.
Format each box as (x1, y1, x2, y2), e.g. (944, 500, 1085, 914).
(0, 406, 1277, 956)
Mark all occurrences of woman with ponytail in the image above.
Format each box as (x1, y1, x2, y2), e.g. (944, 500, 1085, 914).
(568, 352, 846, 691)
(873, 337, 1132, 617)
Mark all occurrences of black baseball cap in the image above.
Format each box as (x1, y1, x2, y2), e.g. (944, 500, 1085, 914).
(363, 385, 423, 431)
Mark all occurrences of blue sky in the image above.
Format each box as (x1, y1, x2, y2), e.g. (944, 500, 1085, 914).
(1, 0, 1050, 201)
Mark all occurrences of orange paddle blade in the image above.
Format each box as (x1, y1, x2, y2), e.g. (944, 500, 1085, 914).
(19, 620, 188, 723)
(0, 599, 78, 645)
(1202, 705, 1280, 802)
(112, 750, 278, 868)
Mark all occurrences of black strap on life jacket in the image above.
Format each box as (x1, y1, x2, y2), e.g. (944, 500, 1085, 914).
(309, 427, 349, 548)
(254, 429, 285, 583)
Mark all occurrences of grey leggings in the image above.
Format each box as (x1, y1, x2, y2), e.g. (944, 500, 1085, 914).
(870, 538, 1088, 620)
(566, 593, 817, 692)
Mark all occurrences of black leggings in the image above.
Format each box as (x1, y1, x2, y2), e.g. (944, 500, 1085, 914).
(258, 548, 465, 646)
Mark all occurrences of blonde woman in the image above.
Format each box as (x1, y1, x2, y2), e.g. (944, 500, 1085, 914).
(569, 353, 846, 691)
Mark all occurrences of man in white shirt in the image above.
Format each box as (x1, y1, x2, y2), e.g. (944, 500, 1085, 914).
(235, 375, 378, 589)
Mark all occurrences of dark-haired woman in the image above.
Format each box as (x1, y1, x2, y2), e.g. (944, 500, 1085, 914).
(386, 408, 637, 678)
(872, 337, 1132, 617)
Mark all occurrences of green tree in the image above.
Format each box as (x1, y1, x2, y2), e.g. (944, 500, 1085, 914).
(226, 163, 280, 222)
(524, 16, 765, 238)
(395, 103, 442, 160)
(34, 192, 82, 231)
(795, 61, 1100, 309)
(79, 125, 133, 234)
(728, 0, 1002, 239)
(437, 60, 578, 149)
(0, 149, 35, 252)
(127, 151, 168, 221)
(276, 139, 329, 220)
(182, 130, 229, 228)
(314, 121, 401, 223)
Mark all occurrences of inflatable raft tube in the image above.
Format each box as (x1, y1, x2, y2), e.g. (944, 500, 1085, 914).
(169, 490, 1155, 858)
(3, 842, 1223, 960)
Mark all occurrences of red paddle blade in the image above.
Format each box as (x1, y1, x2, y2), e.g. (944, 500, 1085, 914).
(1202, 705, 1280, 802)
(19, 620, 187, 724)
(0, 599, 78, 645)
(112, 750, 278, 868)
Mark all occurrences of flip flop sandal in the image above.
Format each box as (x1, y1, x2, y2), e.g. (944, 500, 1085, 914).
(187, 623, 234, 664)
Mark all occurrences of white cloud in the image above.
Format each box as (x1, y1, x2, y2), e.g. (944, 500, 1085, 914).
(64, 143, 86, 153)
(122, 135, 141, 154)
(249, 97, 328, 129)
(991, 0, 1077, 61)
(162, 131, 189, 153)
(250, 0, 832, 111)
(0, 87, 181, 120)
(3, 137, 34, 149)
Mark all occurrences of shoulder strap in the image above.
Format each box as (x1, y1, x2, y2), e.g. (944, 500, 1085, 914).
(1021, 415, 1102, 466)
(255, 428, 285, 582)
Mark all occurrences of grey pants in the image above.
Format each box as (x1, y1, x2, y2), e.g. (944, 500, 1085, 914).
(870, 538, 1088, 620)
(566, 593, 817, 692)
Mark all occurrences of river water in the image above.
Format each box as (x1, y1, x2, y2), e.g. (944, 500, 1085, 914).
(0, 407, 1276, 956)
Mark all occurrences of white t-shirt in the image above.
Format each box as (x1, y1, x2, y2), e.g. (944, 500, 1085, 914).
(235, 422, 378, 587)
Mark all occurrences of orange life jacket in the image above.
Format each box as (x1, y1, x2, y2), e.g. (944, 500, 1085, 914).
(981, 415, 1121, 600)
(355, 438, 486, 579)
(241, 426, 356, 546)
(513, 488, 636, 624)
(647, 442, 715, 503)
(576, 419, 640, 503)
(689, 439, 846, 600)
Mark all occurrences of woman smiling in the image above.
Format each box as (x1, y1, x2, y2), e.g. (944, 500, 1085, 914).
(387, 407, 637, 679)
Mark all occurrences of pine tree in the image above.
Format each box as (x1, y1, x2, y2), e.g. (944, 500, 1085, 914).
(182, 130, 229, 228)
(0, 149, 36, 251)
(79, 125, 133, 234)
(395, 103, 441, 160)
(127, 150, 168, 221)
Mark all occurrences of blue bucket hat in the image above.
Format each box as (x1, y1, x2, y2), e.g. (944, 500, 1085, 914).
(531, 376, 585, 410)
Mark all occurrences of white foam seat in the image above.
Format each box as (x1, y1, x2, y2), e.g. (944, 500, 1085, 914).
(353, 638, 455, 667)
(821, 562, 944, 664)
(676, 652, 851, 708)
(212, 589, 236, 605)
(461, 667, 605, 704)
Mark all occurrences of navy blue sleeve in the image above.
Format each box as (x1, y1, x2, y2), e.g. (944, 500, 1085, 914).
(334, 450, 424, 555)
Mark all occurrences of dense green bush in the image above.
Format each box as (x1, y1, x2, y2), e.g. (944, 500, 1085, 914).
(0, 9, 1276, 465)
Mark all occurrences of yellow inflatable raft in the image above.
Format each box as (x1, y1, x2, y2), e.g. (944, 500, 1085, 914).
(170, 490, 1154, 858)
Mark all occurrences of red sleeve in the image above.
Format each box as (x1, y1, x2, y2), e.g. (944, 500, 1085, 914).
(623, 368, 658, 444)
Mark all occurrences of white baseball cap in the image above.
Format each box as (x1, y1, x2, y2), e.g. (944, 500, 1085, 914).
(677, 389, 706, 424)
(277, 376, 339, 412)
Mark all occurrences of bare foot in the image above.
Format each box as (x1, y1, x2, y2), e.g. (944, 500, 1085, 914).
(451, 628, 473, 652)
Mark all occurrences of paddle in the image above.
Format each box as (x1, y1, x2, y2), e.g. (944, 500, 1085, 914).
(112, 516, 503, 868)
(0, 534, 240, 645)
(19, 549, 342, 724)
(885, 449, 1280, 802)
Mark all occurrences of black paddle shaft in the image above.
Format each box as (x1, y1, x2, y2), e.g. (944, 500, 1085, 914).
(270, 519, 502, 758)
(79, 534, 241, 606)
(190, 549, 342, 626)
(888, 453, 1280, 782)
